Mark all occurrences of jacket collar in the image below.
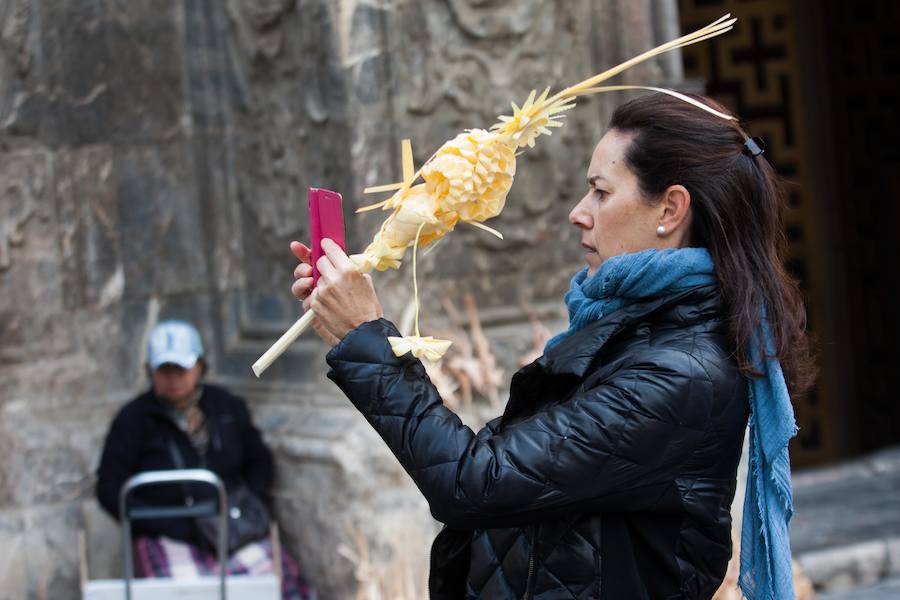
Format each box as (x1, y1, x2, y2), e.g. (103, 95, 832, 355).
(538, 284, 719, 377)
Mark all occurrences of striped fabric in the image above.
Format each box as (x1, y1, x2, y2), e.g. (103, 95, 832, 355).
(134, 535, 316, 600)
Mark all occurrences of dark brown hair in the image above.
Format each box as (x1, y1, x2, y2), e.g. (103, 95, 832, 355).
(609, 92, 816, 397)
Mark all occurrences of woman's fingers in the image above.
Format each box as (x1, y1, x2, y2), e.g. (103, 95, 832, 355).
(316, 238, 356, 287)
(302, 292, 340, 346)
(290, 241, 312, 264)
(310, 316, 340, 347)
(321, 238, 356, 271)
(292, 276, 313, 301)
(316, 252, 339, 283)
(291, 242, 314, 301)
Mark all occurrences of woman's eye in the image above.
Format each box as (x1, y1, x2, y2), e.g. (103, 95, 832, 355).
(591, 188, 607, 199)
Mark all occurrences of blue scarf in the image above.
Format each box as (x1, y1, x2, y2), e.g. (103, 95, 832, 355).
(544, 247, 717, 350)
(545, 248, 797, 600)
(739, 324, 798, 600)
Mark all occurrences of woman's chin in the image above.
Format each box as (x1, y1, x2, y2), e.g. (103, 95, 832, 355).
(583, 251, 603, 277)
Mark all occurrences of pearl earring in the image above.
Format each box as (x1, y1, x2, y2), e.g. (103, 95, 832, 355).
(656, 225, 666, 236)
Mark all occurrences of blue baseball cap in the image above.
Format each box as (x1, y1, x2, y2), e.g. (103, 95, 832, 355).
(147, 320, 204, 370)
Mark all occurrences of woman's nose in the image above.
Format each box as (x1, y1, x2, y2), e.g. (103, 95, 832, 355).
(569, 196, 592, 228)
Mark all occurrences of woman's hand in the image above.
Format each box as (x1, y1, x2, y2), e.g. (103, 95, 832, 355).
(290, 241, 339, 346)
(290, 239, 383, 346)
(290, 241, 314, 302)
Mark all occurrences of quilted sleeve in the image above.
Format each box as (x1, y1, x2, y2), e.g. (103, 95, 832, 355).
(326, 319, 714, 529)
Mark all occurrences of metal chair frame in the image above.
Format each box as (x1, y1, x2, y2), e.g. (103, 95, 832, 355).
(118, 469, 228, 600)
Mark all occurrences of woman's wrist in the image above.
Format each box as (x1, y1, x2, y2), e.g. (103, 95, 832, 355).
(348, 305, 384, 332)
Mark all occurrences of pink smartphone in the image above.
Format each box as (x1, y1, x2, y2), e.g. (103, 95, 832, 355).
(309, 188, 346, 287)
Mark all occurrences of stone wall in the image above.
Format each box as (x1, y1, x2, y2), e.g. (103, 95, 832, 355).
(0, 1, 680, 597)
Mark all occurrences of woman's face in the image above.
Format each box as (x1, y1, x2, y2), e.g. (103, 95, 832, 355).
(151, 362, 204, 408)
(569, 129, 664, 276)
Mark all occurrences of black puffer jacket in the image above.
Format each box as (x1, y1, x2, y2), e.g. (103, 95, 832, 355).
(326, 284, 748, 599)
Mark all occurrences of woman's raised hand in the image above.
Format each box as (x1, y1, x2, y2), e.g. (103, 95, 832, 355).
(289, 240, 338, 346)
(290, 239, 383, 347)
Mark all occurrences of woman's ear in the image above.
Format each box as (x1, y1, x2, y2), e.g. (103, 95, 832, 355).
(658, 184, 692, 244)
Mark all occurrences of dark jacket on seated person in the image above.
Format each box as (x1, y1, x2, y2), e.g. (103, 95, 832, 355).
(96, 384, 273, 542)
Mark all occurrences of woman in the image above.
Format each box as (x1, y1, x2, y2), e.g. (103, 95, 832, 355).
(96, 319, 315, 600)
(291, 93, 814, 599)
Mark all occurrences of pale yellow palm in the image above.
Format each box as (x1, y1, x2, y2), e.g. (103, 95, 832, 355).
(252, 14, 737, 375)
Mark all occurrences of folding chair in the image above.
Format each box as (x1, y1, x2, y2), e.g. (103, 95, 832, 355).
(80, 469, 280, 600)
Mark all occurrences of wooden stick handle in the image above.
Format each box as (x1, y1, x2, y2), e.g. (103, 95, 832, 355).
(252, 310, 317, 377)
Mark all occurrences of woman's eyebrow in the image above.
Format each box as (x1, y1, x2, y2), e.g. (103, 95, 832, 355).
(587, 175, 608, 187)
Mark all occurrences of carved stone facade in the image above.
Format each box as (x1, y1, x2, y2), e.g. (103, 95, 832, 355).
(0, 1, 677, 597)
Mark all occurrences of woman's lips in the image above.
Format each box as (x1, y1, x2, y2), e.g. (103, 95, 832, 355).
(582, 243, 598, 264)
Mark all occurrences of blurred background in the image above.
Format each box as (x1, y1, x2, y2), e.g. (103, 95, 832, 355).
(0, 0, 897, 598)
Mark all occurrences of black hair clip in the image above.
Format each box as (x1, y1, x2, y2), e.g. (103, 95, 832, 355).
(743, 136, 765, 157)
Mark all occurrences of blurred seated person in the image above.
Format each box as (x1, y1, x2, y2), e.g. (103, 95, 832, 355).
(96, 319, 315, 599)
